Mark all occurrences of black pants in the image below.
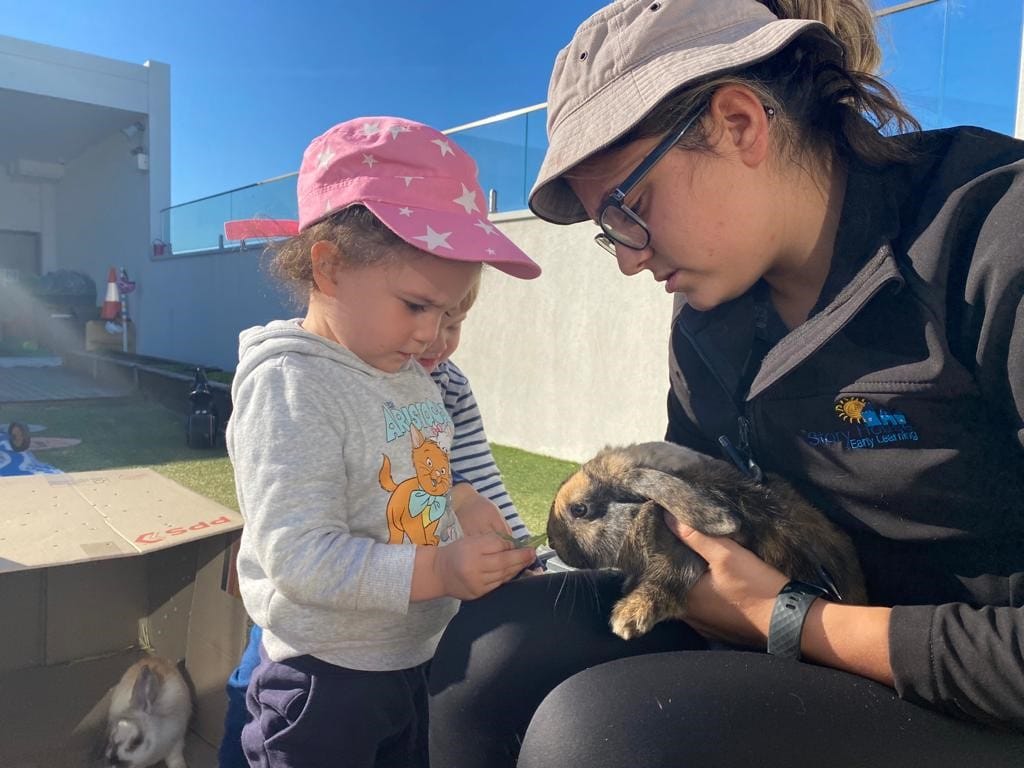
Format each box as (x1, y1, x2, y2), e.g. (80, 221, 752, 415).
(428, 571, 1024, 768)
(243, 645, 429, 768)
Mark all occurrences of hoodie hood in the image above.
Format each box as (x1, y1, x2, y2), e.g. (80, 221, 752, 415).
(232, 319, 412, 399)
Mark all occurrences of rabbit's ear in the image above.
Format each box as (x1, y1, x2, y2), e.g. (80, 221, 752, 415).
(622, 468, 738, 536)
(620, 442, 711, 476)
(130, 665, 160, 712)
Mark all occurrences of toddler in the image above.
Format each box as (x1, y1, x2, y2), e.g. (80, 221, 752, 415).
(226, 116, 540, 768)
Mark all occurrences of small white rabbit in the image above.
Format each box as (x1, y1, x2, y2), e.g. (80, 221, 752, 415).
(101, 656, 192, 768)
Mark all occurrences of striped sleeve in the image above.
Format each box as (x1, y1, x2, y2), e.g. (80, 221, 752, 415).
(431, 361, 530, 536)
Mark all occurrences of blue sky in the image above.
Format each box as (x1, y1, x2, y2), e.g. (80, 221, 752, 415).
(2, 0, 1021, 207)
(0, 0, 607, 204)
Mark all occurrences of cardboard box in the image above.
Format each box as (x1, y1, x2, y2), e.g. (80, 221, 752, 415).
(85, 319, 136, 353)
(0, 468, 248, 768)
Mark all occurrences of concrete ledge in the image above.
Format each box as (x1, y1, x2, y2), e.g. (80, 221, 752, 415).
(63, 351, 233, 434)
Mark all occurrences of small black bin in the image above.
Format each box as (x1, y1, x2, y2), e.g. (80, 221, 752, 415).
(186, 368, 219, 449)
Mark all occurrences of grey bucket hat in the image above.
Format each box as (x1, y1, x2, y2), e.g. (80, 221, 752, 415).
(528, 0, 837, 224)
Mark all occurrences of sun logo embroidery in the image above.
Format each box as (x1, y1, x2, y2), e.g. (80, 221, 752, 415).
(834, 396, 868, 423)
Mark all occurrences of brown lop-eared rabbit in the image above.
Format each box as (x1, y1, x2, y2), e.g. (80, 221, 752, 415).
(547, 442, 867, 640)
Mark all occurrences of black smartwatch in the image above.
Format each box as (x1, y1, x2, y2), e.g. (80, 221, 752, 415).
(767, 580, 829, 660)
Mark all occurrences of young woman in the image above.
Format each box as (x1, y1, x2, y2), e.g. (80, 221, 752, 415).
(428, 2, 1024, 765)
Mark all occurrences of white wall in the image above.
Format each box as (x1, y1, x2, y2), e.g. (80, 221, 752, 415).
(56, 133, 149, 308)
(0, 170, 55, 269)
(0, 35, 171, 335)
(139, 245, 293, 370)
(0, 171, 44, 230)
(0, 35, 151, 112)
(454, 212, 675, 463)
(134, 59, 173, 360)
(135, 212, 675, 463)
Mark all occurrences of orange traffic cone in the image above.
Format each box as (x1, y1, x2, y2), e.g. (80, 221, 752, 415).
(100, 267, 120, 320)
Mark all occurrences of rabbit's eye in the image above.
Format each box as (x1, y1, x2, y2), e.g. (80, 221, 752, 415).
(568, 502, 588, 519)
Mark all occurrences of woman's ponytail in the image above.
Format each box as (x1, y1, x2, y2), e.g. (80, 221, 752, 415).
(761, 0, 881, 74)
(609, 0, 921, 177)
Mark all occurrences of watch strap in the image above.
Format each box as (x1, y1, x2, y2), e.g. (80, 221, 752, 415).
(767, 581, 828, 660)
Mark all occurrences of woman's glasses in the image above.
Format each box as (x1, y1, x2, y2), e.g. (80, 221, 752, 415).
(593, 104, 773, 256)
(594, 106, 706, 256)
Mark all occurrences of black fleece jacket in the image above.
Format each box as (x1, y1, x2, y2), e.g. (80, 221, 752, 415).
(666, 127, 1024, 731)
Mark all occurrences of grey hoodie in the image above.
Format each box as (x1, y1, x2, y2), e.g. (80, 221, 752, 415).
(227, 319, 461, 671)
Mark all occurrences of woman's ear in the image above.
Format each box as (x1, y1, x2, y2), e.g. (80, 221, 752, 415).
(705, 85, 771, 169)
(310, 240, 340, 297)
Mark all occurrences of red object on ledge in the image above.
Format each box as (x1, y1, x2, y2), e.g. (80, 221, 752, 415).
(223, 219, 299, 241)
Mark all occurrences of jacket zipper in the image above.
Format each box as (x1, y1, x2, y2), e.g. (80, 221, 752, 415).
(736, 413, 763, 482)
(676, 321, 764, 482)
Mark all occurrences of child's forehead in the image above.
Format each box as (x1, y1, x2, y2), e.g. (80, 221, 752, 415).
(388, 255, 479, 307)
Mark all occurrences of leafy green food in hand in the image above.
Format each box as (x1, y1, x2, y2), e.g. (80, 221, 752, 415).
(499, 532, 547, 549)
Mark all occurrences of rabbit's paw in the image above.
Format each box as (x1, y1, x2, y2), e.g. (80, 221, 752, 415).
(610, 593, 657, 639)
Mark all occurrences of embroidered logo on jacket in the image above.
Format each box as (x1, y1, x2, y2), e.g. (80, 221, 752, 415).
(802, 397, 920, 450)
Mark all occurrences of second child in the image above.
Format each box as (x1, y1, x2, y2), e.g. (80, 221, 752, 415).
(417, 281, 532, 540)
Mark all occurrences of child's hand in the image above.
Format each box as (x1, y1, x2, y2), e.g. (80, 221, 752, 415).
(434, 534, 537, 600)
(452, 484, 511, 536)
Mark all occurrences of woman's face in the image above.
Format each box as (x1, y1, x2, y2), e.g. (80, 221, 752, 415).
(568, 130, 780, 311)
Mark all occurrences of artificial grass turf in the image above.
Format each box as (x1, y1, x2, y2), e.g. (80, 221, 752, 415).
(4, 396, 239, 510)
(6, 397, 578, 533)
(490, 444, 578, 536)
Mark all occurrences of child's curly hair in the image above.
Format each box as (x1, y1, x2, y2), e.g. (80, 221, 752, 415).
(266, 204, 413, 308)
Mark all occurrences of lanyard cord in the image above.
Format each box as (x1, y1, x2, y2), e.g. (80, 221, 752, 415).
(675, 315, 765, 483)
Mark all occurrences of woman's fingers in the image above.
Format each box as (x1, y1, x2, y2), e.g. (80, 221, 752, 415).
(663, 514, 738, 564)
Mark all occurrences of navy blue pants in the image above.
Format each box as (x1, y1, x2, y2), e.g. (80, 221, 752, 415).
(242, 645, 430, 768)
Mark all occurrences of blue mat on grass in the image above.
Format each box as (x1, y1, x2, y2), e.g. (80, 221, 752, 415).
(0, 436, 62, 477)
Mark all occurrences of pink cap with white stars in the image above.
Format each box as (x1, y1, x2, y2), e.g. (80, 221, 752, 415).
(295, 116, 540, 279)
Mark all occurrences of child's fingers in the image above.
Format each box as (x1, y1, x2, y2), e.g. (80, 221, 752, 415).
(496, 556, 536, 585)
(465, 550, 536, 595)
(483, 547, 537, 577)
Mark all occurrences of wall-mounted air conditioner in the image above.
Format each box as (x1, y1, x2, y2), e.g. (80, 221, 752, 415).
(8, 158, 65, 181)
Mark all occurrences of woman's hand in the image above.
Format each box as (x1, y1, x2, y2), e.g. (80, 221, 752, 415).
(665, 512, 895, 685)
(662, 512, 787, 647)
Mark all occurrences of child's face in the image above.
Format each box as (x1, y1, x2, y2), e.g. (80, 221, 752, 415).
(307, 244, 480, 374)
(416, 309, 467, 373)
